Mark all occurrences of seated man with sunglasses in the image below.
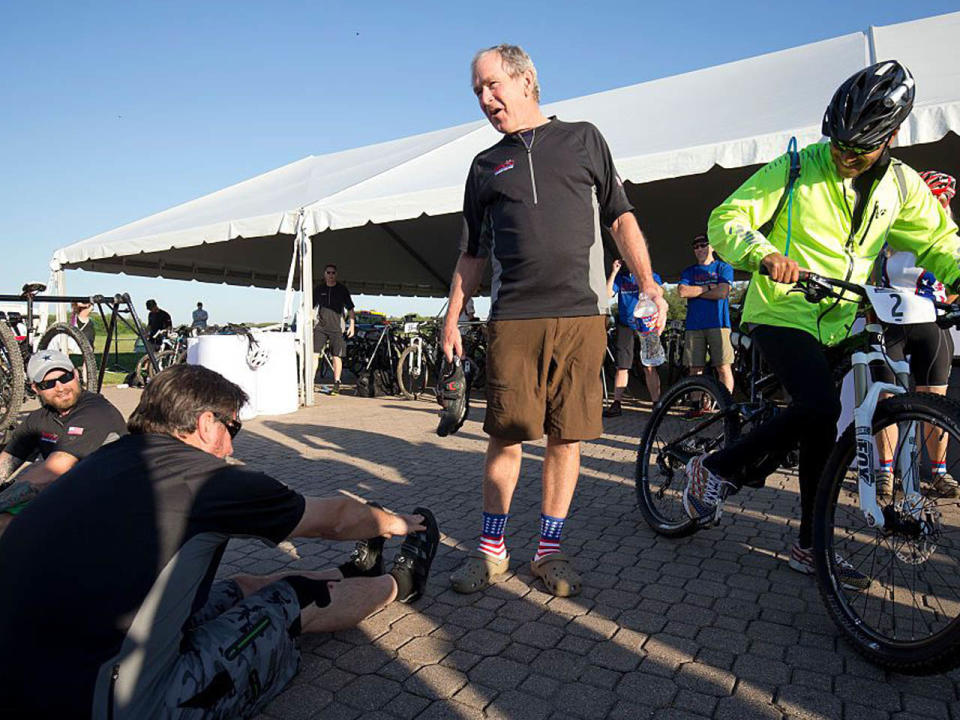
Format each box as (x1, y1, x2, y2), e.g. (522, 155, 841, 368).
(683, 60, 960, 581)
(0, 363, 439, 718)
(0, 349, 126, 534)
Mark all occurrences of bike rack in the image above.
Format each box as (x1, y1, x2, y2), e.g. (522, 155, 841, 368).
(0, 291, 157, 392)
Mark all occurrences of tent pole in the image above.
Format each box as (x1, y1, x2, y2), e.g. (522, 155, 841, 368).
(300, 213, 315, 407)
(866, 25, 878, 66)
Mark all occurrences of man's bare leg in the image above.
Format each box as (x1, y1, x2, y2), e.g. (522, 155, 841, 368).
(483, 436, 523, 514)
(716, 364, 735, 395)
(542, 438, 580, 518)
(643, 366, 661, 403)
(332, 356, 343, 383)
(232, 570, 397, 633)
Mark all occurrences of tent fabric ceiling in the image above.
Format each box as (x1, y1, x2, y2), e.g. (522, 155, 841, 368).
(52, 11, 960, 292)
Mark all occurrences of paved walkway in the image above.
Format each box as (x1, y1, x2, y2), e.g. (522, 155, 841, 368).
(103, 388, 960, 719)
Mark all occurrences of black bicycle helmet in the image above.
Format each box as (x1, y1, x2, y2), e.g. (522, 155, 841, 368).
(822, 60, 915, 149)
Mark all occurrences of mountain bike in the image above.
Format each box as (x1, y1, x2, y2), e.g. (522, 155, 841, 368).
(396, 320, 439, 400)
(132, 326, 192, 386)
(0, 283, 99, 433)
(636, 270, 960, 674)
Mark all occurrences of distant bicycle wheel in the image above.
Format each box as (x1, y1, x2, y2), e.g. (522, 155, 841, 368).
(814, 393, 960, 674)
(635, 375, 737, 537)
(134, 350, 177, 387)
(0, 322, 25, 433)
(397, 345, 429, 400)
(37, 323, 98, 392)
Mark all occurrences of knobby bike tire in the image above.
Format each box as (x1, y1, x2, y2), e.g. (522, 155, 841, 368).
(635, 375, 737, 538)
(37, 323, 99, 392)
(397, 345, 429, 400)
(814, 392, 960, 674)
(0, 322, 25, 433)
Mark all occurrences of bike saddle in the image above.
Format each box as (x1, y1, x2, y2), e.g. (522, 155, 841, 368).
(20, 282, 46, 297)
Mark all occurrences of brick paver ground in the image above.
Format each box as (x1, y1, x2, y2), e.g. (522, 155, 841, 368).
(99, 387, 960, 719)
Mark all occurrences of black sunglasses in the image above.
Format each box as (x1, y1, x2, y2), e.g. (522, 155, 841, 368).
(831, 138, 881, 156)
(692, 242, 709, 249)
(35, 369, 75, 391)
(214, 413, 242, 439)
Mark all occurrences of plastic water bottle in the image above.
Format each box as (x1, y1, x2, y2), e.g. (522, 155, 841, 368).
(634, 293, 665, 367)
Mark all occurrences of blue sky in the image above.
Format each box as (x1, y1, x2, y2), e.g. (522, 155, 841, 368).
(1, 1, 956, 323)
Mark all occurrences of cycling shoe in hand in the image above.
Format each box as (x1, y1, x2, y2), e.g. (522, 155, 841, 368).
(436, 357, 470, 437)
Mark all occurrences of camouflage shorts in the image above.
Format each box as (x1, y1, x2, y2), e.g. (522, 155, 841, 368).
(166, 579, 302, 718)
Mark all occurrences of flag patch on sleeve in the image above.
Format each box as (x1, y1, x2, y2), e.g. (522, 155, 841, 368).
(68, 426, 84, 436)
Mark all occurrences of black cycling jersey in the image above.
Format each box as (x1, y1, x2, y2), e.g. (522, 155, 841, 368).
(313, 282, 354, 331)
(460, 118, 633, 321)
(3, 390, 126, 461)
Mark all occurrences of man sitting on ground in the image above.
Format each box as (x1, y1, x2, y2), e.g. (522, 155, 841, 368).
(0, 364, 439, 718)
(0, 349, 126, 535)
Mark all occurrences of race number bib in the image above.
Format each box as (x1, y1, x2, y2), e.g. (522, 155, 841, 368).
(403, 322, 419, 333)
(864, 286, 936, 325)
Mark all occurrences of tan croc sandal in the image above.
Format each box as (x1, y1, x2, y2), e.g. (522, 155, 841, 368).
(530, 552, 581, 597)
(450, 551, 510, 594)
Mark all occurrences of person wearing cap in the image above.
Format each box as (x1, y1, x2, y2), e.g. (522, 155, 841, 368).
(0, 349, 126, 533)
(678, 234, 735, 404)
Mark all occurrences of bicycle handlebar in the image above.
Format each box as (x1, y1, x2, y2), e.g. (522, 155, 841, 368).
(757, 264, 960, 327)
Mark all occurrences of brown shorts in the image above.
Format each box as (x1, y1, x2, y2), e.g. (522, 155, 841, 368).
(684, 327, 734, 367)
(484, 316, 606, 441)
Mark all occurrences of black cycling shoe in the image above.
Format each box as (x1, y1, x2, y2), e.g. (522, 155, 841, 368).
(338, 502, 386, 578)
(389, 507, 440, 603)
(436, 357, 469, 437)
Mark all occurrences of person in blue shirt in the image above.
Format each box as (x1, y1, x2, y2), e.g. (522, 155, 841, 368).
(603, 259, 663, 417)
(678, 235, 735, 407)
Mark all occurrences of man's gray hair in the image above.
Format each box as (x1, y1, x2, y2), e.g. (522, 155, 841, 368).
(472, 44, 540, 102)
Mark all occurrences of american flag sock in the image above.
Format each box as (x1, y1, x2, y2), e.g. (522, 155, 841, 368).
(533, 513, 566, 562)
(879, 459, 894, 473)
(477, 512, 509, 560)
(933, 460, 947, 476)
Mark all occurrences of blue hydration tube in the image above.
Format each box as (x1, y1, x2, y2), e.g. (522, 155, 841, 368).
(783, 136, 800, 257)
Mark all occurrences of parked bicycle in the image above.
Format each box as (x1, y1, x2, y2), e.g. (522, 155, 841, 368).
(396, 320, 439, 400)
(0, 283, 99, 433)
(636, 270, 960, 674)
(132, 325, 193, 386)
(396, 320, 486, 401)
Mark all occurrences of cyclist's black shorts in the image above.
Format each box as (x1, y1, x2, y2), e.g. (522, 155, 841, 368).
(314, 326, 346, 357)
(876, 322, 953, 387)
(614, 324, 637, 369)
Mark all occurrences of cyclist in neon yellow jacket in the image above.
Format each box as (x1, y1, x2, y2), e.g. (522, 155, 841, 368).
(682, 60, 960, 584)
(711, 140, 960, 347)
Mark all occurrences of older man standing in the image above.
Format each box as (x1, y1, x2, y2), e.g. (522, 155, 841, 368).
(442, 44, 665, 597)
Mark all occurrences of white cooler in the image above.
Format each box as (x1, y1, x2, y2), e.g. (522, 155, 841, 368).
(187, 336, 259, 420)
(253, 332, 298, 415)
(186, 333, 298, 419)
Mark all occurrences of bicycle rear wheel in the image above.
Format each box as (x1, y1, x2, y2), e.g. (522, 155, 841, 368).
(814, 393, 960, 674)
(0, 322, 25, 434)
(37, 323, 99, 392)
(397, 345, 429, 400)
(635, 375, 738, 537)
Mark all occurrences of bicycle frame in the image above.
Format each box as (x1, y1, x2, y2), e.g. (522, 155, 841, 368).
(849, 342, 912, 529)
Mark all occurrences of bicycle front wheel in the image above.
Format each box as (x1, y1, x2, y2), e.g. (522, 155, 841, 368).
(814, 392, 960, 674)
(635, 375, 737, 537)
(37, 323, 98, 392)
(397, 345, 428, 400)
(0, 322, 25, 433)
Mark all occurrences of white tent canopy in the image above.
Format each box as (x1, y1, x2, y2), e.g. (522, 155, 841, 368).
(52, 11, 960, 288)
(50, 10, 960, 404)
